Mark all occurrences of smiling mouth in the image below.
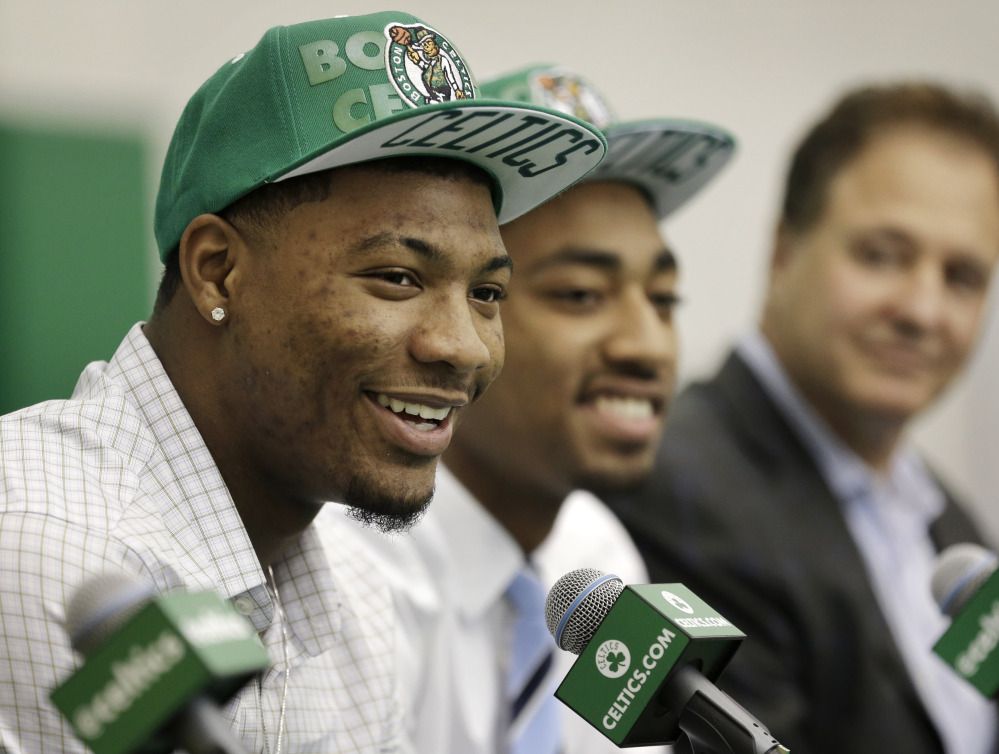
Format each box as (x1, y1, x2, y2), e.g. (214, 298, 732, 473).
(374, 393, 452, 432)
(593, 395, 656, 420)
(867, 343, 935, 373)
(580, 392, 664, 445)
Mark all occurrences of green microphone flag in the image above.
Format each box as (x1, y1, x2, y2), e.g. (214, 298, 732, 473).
(555, 582, 744, 746)
(51, 589, 269, 754)
(934, 567, 999, 698)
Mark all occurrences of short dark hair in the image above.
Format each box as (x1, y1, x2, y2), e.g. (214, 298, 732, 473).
(153, 156, 494, 312)
(781, 81, 999, 233)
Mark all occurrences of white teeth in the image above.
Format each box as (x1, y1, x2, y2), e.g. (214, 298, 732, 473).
(406, 421, 437, 432)
(376, 394, 451, 422)
(595, 395, 654, 420)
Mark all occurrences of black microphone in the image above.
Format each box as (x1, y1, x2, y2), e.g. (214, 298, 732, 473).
(545, 568, 789, 753)
(930, 543, 999, 698)
(51, 572, 270, 754)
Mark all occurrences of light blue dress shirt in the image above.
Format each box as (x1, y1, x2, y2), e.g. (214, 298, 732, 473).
(737, 329, 997, 754)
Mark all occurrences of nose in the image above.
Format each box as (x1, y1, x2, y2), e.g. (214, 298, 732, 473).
(410, 293, 494, 373)
(892, 262, 947, 336)
(602, 290, 676, 374)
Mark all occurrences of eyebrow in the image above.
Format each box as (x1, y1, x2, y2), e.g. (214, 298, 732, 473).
(350, 232, 513, 274)
(531, 246, 677, 273)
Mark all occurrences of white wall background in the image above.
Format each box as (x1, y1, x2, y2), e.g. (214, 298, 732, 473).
(2, 0, 998, 539)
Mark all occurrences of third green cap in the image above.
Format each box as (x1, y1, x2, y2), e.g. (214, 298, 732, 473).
(480, 64, 735, 220)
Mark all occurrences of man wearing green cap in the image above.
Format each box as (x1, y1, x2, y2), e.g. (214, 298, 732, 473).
(328, 65, 735, 753)
(0, 17, 605, 753)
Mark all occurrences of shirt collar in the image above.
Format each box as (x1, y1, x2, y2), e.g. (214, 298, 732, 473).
(433, 465, 527, 620)
(270, 524, 341, 655)
(736, 329, 944, 524)
(87, 324, 272, 622)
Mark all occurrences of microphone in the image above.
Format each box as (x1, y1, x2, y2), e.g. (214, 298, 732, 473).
(545, 568, 789, 753)
(50, 572, 270, 754)
(931, 543, 999, 698)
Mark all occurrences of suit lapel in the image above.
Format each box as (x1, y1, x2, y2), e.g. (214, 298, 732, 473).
(711, 351, 943, 744)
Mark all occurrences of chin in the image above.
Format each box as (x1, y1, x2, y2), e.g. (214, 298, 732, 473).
(345, 502, 429, 535)
(338, 471, 435, 534)
(851, 382, 938, 423)
(575, 460, 656, 497)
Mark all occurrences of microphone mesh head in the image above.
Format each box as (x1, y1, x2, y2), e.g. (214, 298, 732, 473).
(545, 568, 623, 655)
(65, 572, 157, 656)
(931, 543, 998, 618)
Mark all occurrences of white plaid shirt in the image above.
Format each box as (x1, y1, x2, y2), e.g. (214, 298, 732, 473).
(0, 323, 406, 753)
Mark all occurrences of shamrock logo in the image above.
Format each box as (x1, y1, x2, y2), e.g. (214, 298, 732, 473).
(594, 640, 631, 678)
(605, 651, 627, 672)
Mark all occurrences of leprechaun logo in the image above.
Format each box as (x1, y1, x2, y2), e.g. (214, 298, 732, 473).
(384, 24, 476, 106)
(529, 69, 613, 129)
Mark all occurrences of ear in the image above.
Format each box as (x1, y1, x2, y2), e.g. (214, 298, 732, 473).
(177, 214, 243, 326)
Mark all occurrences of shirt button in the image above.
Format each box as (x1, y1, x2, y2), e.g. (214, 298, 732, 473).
(233, 596, 255, 616)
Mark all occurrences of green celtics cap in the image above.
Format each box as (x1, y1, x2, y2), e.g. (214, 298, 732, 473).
(154, 12, 608, 262)
(480, 65, 736, 220)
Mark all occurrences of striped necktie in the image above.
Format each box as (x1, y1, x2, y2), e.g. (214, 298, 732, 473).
(506, 565, 562, 754)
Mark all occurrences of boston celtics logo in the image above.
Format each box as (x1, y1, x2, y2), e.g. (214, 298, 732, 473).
(594, 639, 631, 678)
(385, 24, 475, 106)
(529, 68, 613, 129)
(661, 590, 695, 614)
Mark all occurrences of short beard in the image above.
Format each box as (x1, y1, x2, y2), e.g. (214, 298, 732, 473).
(341, 479, 434, 535)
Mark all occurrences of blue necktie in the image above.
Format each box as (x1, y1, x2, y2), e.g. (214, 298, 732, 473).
(506, 565, 562, 754)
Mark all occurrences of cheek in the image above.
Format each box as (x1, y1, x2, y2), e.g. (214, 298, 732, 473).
(944, 305, 987, 362)
(661, 323, 679, 356)
(240, 301, 401, 403)
(510, 344, 583, 409)
(309, 308, 409, 381)
(502, 313, 577, 374)
(481, 319, 506, 375)
(813, 264, 882, 335)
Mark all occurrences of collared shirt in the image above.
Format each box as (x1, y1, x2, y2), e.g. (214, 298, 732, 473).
(0, 322, 405, 754)
(738, 328, 997, 754)
(322, 464, 664, 754)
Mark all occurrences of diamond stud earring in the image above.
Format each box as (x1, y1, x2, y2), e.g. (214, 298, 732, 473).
(211, 307, 226, 322)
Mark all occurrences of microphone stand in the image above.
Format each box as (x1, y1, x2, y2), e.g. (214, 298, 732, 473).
(664, 666, 789, 754)
(168, 695, 252, 754)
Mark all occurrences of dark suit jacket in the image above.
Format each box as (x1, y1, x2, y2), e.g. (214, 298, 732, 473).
(604, 351, 991, 754)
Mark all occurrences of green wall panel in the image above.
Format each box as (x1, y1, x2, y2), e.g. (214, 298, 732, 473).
(0, 121, 150, 414)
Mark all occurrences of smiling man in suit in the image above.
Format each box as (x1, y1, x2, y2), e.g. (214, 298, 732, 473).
(605, 81, 999, 754)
